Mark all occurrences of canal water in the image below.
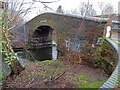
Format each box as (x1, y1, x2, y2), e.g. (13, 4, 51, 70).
(15, 38, 87, 67)
(15, 46, 57, 67)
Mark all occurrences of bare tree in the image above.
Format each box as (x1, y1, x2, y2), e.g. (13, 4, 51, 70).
(70, 8, 79, 15)
(1, 0, 34, 75)
(103, 3, 114, 15)
(33, 0, 61, 12)
(33, 0, 60, 3)
(79, 2, 96, 16)
(56, 5, 64, 13)
(98, 2, 114, 15)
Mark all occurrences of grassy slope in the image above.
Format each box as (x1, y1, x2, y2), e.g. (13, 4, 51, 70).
(5, 60, 107, 88)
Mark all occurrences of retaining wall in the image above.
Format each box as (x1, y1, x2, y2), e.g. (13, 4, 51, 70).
(100, 38, 120, 88)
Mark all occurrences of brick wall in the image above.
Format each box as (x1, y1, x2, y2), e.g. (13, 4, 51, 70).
(24, 13, 107, 50)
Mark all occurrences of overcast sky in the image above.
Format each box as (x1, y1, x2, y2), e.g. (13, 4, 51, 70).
(24, 0, 119, 20)
(3, 0, 120, 20)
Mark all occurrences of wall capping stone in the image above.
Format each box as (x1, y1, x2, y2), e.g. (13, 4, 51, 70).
(100, 38, 120, 88)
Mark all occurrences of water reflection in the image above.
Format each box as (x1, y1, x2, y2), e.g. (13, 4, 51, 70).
(17, 51, 28, 67)
(29, 47, 52, 61)
(15, 46, 58, 66)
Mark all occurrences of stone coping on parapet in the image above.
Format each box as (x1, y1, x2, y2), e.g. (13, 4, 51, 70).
(27, 12, 109, 24)
(100, 38, 120, 88)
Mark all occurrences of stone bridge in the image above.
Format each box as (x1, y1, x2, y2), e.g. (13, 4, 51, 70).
(14, 13, 108, 51)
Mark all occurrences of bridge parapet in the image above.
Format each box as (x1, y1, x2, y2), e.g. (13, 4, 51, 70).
(100, 38, 120, 88)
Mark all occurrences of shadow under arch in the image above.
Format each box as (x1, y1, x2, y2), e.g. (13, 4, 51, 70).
(30, 25, 55, 61)
(33, 25, 53, 47)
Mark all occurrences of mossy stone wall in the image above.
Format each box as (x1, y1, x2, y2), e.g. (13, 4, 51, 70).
(101, 40, 118, 75)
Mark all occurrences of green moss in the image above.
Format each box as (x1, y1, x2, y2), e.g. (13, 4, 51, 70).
(116, 76, 120, 87)
(79, 81, 105, 88)
(118, 76, 120, 84)
(65, 72, 92, 88)
(25, 60, 64, 79)
(0, 72, 8, 85)
(76, 72, 92, 87)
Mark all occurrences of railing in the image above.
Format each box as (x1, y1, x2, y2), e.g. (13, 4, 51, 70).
(100, 38, 120, 88)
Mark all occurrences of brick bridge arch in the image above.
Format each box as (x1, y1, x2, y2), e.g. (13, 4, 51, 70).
(15, 13, 109, 57)
(29, 25, 54, 48)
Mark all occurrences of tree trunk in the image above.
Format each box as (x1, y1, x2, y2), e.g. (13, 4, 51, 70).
(11, 59, 25, 75)
(2, 27, 24, 75)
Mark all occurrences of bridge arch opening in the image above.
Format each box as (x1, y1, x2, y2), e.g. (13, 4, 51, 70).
(30, 25, 57, 61)
(33, 25, 53, 48)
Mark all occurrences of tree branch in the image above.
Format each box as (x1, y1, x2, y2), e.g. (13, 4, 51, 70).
(26, 75, 36, 87)
(33, 0, 61, 11)
(33, 0, 60, 3)
(45, 70, 66, 85)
